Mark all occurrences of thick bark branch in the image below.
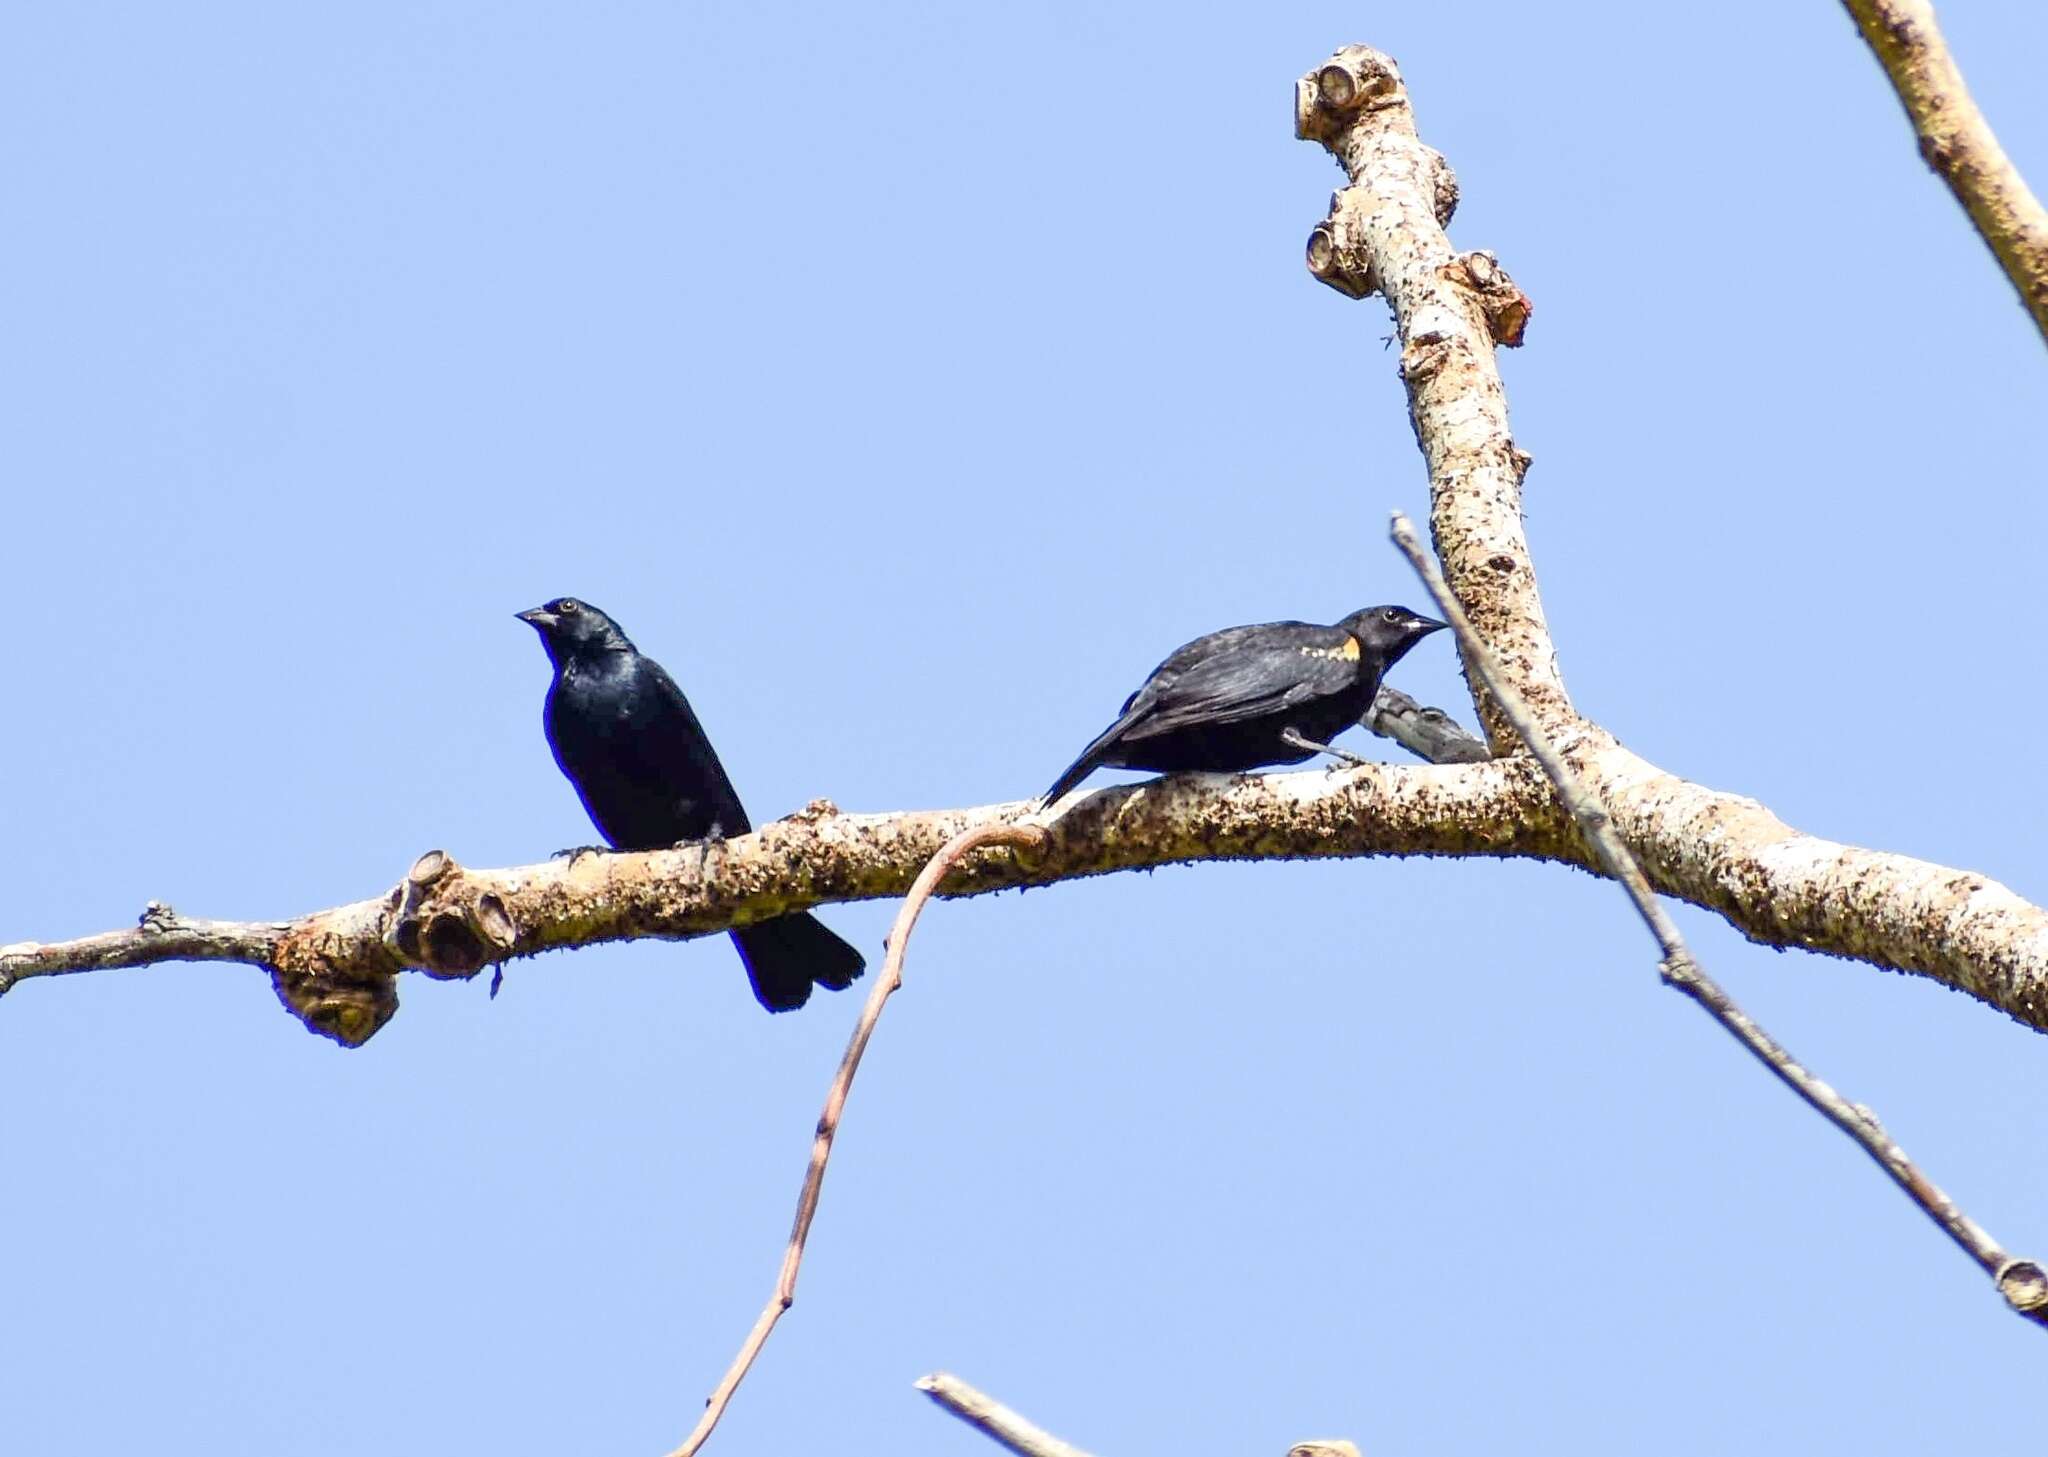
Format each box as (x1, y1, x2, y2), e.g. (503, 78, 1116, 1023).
(8, 752, 2048, 1041)
(0, 767, 1569, 1045)
(1292, 45, 2048, 1036)
(7, 43, 2048, 1057)
(1299, 48, 1557, 743)
(1842, 0, 2048, 346)
(1396, 511, 2048, 1328)
(1579, 731, 2048, 1029)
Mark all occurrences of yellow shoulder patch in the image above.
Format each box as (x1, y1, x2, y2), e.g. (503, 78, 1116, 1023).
(1297, 637, 1361, 662)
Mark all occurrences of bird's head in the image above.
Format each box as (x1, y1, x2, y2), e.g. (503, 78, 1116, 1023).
(516, 597, 634, 666)
(1339, 604, 1447, 666)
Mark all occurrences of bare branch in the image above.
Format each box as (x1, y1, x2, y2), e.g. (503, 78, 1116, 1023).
(1842, 0, 2048, 345)
(666, 824, 1048, 1457)
(1363, 686, 1490, 764)
(1298, 47, 1558, 741)
(11, 42, 2048, 1058)
(915, 1373, 1098, 1457)
(10, 746, 2048, 1040)
(0, 771, 1575, 1044)
(1392, 511, 2048, 1330)
(1291, 42, 2048, 1029)
(0, 901, 289, 983)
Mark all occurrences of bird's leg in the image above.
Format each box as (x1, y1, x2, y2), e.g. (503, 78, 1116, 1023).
(682, 821, 727, 880)
(1279, 727, 1372, 770)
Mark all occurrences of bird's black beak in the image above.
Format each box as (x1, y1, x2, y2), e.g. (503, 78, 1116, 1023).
(516, 606, 558, 631)
(1416, 614, 1448, 636)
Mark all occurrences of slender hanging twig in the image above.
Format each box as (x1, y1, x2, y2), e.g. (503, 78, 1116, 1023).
(663, 822, 1049, 1457)
(1389, 510, 2048, 1329)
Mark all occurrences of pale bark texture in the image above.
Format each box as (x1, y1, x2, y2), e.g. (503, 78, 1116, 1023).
(915, 1373, 1101, 1457)
(1842, 0, 2048, 344)
(4, 42, 2047, 1059)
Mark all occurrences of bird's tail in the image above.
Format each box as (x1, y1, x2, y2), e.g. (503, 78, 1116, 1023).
(731, 912, 866, 1013)
(1041, 713, 1137, 806)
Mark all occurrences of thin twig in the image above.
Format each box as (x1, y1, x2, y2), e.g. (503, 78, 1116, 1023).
(664, 822, 1050, 1457)
(0, 903, 288, 991)
(1390, 510, 2048, 1329)
(1841, 0, 2048, 346)
(914, 1373, 1098, 1457)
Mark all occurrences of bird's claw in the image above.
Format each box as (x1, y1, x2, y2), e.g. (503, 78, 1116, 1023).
(678, 823, 727, 879)
(1280, 725, 1371, 771)
(552, 844, 609, 866)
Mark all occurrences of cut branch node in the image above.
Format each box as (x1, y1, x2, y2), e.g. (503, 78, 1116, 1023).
(1996, 1259, 2048, 1325)
(1295, 46, 1406, 149)
(1307, 219, 1376, 299)
(422, 912, 489, 978)
(1425, 146, 1459, 225)
(1449, 250, 1533, 346)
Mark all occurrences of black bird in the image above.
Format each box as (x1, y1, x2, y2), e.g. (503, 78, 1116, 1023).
(1042, 605, 1447, 805)
(517, 597, 864, 1012)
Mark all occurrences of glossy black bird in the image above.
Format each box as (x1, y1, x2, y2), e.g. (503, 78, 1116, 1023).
(517, 597, 864, 1012)
(1042, 605, 1447, 805)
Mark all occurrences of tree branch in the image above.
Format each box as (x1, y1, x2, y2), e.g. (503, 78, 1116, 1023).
(1841, 0, 2048, 345)
(1291, 42, 2048, 1034)
(667, 824, 1049, 1457)
(8, 43, 2048, 1059)
(0, 770, 1572, 1045)
(9, 761, 2048, 1041)
(1363, 686, 1490, 764)
(1299, 47, 1554, 742)
(915, 1373, 1098, 1457)
(1394, 511, 2048, 1329)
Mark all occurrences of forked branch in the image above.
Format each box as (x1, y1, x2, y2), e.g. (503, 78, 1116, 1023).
(1293, 43, 2048, 1036)
(1392, 511, 2048, 1329)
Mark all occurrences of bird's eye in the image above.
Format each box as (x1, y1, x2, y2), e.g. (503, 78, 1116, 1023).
(556, 599, 581, 615)
(1382, 608, 1402, 623)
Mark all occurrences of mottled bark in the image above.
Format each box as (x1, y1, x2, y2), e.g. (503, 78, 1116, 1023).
(1, 766, 1569, 1045)
(5, 40, 2047, 1061)
(1293, 45, 2048, 1037)
(1842, 0, 2048, 345)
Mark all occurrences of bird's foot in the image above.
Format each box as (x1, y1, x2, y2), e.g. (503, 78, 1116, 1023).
(552, 844, 611, 866)
(679, 823, 727, 880)
(1280, 728, 1371, 770)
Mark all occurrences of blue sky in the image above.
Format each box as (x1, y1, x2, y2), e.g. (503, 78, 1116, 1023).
(5, 3, 2046, 1453)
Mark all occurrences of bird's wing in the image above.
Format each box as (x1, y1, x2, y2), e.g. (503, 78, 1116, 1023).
(1044, 622, 1355, 803)
(1120, 627, 1362, 739)
(1121, 622, 1300, 709)
(624, 658, 754, 834)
